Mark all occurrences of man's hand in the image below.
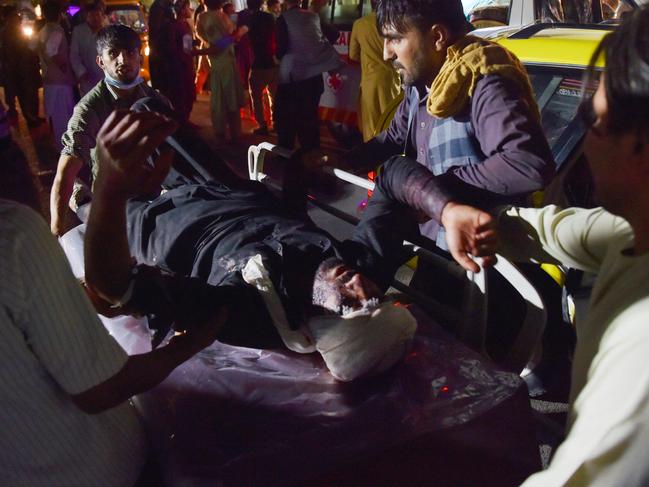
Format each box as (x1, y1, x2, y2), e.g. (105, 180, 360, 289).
(94, 110, 178, 198)
(72, 306, 230, 415)
(171, 307, 229, 355)
(441, 202, 498, 273)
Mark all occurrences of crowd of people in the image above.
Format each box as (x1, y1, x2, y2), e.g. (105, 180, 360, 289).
(3, 0, 649, 485)
(1, 0, 399, 148)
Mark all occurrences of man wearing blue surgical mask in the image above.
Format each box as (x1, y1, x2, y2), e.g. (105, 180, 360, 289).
(50, 24, 169, 237)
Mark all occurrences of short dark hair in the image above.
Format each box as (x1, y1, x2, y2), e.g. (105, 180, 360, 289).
(96, 24, 141, 55)
(375, 0, 469, 35)
(584, 6, 649, 138)
(42, 1, 61, 22)
(248, 0, 263, 10)
(173, 0, 190, 14)
(85, 1, 105, 13)
(205, 0, 225, 10)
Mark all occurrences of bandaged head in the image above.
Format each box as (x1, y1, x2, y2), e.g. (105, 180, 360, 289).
(307, 302, 417, 382)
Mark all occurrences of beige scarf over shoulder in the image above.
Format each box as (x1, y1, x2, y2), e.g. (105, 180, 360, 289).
(427, 35, 540, 121)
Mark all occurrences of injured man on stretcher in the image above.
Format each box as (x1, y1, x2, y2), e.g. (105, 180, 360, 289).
(84, 107, 496, 382)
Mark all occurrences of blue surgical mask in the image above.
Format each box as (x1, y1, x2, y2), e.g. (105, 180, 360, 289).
(104, 72, 144, 90)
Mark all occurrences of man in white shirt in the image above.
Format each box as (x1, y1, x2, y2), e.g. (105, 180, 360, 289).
(70, 1, 107, 96)
(0, 121, 226, 487)
(436, 6, 649, 485)
(37, 1, 77, 151)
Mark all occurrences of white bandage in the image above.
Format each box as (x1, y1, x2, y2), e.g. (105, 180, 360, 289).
(307, 303, 417, 382)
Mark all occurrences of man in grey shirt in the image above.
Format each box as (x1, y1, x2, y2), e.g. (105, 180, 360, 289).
(50, 24, 167, 236)
(70, 1, 107, 96)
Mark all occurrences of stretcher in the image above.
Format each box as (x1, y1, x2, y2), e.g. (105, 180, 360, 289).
(247, 142, 548, 375)
(60, 224, 541, 486)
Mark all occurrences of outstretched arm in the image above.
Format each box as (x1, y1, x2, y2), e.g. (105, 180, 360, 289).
(76, 109, 230, 413)
(84, 110, 177, 303)
(372, 156, 498, 272)
(71, 307, 227, 414)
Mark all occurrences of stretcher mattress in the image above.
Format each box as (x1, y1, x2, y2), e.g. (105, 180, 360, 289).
(60, 225, 523, 486)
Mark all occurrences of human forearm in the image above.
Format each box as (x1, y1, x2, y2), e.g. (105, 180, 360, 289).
(193, 36, 234, 55)
(50, 155, 82, 236)
(496, 205, 626, 271)
(376, 156, 499, 272)
(84, 110, 177, 300)
(71, 328, 221, 414)
(342, 93, 409, 173)
(84, 181, 132, 302)
(343, 135, 402, 174)
(376, 156, 454, 222)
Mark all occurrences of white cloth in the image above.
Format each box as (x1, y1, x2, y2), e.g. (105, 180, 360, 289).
(498, 205, 649, 487)
(37, 23, 75, 86)
(278, 8, 343, 84)
(70, 23, 104, 95)
(0, 201, 147, 487)
(241, 254, 417, 381)
(242, 254, 316, 353)
(43, 28, 63, 57)
(308, 304, 417, 382)
(44, 84, 76, 151)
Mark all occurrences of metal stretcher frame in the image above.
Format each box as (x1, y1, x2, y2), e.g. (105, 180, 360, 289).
(247, 142, 547, 375)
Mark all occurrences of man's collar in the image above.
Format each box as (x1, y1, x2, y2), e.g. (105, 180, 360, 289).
(410, 83, 430, 104)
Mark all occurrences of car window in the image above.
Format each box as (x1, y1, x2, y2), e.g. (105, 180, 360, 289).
(324, 0, 363, 29)
(106, 5, 147, 34)
(527, 68, 598, 168)
(600, 0, 633, 20)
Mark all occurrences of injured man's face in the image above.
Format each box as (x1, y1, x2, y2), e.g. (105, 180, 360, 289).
(308, 258, 417, 382)
(311, 258, 383, 315)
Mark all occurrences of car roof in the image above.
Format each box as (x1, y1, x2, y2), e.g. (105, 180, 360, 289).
(475, 24, 612, 68)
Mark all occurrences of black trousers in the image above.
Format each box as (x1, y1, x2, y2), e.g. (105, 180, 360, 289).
(274, 75, 324, 151)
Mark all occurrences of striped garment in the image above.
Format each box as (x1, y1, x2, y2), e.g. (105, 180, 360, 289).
(405, 86, 484, 249)
(0, 200, 146, 487)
